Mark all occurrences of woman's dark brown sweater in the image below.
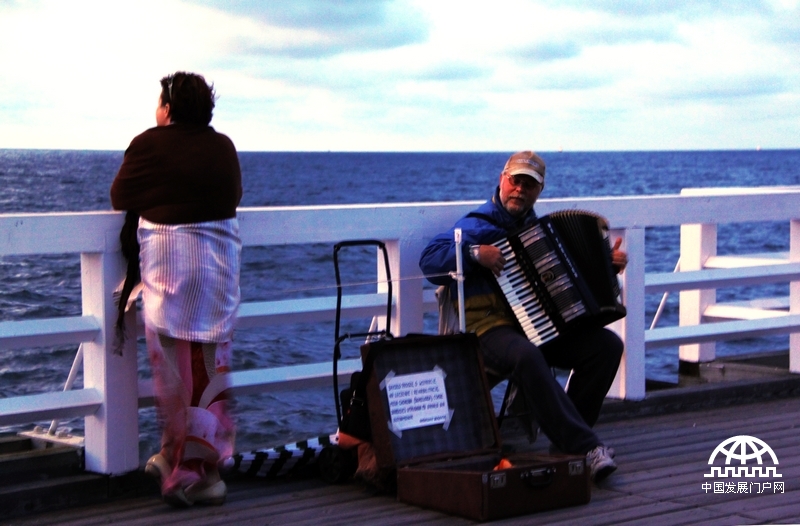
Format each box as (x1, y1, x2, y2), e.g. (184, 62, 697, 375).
(110, 124, 242, 224)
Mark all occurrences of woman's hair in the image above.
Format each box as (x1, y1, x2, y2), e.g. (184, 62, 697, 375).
(159, 71, 216, 126)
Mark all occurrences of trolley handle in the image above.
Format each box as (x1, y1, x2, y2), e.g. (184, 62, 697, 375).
(332, 239, 393, 342)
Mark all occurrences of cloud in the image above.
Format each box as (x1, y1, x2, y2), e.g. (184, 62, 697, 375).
(510, 23, 677, 64)
(0, 0, 798, 151)
(188, 0, 397, 29)
(658, 74, 788, 101)
(410, 62, 491, 82)
(763, 4, 800, 44)
(514, 41, 582, 62)
(555, 0, 774, 17)
(186, 0, 429, 58)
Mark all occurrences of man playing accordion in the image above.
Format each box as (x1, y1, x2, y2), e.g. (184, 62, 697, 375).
(419, 150, 627, 483)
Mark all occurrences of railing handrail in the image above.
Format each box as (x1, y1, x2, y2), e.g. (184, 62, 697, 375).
(2, 185, 800, 474)
(645, 262, 800, 293)
(4, 187, 800, 255)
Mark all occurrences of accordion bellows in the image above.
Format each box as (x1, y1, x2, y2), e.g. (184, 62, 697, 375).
(492, 209, 626, 346)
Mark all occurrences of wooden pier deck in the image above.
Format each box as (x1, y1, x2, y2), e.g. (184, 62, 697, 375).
(5, 386, 799, 526)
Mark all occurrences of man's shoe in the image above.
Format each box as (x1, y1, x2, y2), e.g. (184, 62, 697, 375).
(586, 445, 617, 483)
(551, 444, 615, 457)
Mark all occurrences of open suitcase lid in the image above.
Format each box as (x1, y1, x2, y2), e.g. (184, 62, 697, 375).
(361, 333, 502, 468)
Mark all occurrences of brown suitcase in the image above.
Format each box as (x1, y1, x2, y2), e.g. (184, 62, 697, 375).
(361, 333, 591, 522)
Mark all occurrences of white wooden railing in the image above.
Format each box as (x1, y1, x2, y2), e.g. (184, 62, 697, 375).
(1, 187, 800, 474)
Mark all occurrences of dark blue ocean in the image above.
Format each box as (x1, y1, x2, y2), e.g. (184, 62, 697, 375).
(2, 149, 800, 463)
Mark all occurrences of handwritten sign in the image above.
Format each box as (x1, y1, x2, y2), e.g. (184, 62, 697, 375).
(383, 368, 451, 434)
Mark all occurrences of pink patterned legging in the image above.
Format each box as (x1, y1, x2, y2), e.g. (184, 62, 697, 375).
(145, 327, 235, 493)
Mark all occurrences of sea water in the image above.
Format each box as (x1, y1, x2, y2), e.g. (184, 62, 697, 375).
(2, 148, 800, 462)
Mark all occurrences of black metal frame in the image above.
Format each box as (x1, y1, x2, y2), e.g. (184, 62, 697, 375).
(332, 239, 393, 427)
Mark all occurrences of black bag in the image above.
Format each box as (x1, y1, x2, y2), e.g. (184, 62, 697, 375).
(338, 369, 372, 441)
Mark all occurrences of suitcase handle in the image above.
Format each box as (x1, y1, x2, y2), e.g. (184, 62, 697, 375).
(520, 466, 555, 488)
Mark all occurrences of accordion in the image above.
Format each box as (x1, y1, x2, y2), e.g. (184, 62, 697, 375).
(491, 210, 626, 346)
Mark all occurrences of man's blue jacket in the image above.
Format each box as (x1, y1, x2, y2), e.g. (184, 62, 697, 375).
(419, 188, 537, 336)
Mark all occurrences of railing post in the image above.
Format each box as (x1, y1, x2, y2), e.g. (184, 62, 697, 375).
(383, 237, 425, 337)
(679, 222, 717, 370)
(81, 243, 140, 475)
(608, 227, 645, 400)
(791, 220, 800, 373)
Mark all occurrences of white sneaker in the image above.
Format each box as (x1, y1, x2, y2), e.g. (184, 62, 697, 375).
(548, 444, 617, 458)
(586, 445, 617, 483)
(551, 445, 614, 457)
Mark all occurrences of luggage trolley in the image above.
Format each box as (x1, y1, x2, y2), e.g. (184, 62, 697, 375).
(318, 239, 393, 483)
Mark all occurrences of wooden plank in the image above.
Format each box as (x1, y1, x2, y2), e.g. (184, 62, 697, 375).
(0, 316, 100, 350)
(590, 401, 798, 477)
(720, 493, 800, 523)
(5, 190, 800, 257)
(666, 465, 800, 506)
(645, 314, 800, 349)
(680, 186, 800, 195)
(600, 399, 800, 451)
(137, 358, 363, 407)
(236, 290, 437, 327)
(705, 253, 789, 268)
(703, 304, 790, 320)
(536, 190, 800, 227)
(723, 296, 789, 310)
(537, 502, 729, 526)
(236, 293, 392, 328)
(0, 389, 102, 426)
(602, 399, 800, 441)
(0, 211, 121, 256)
(615, 428, 800, 472)
(228, 358, 363, 395)
(497, 494, 686, 526)
(7, 394, 800, 526)
(645, 262, 800, 294)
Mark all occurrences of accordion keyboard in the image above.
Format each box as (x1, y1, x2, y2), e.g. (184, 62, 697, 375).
(493, 221, 588, 346)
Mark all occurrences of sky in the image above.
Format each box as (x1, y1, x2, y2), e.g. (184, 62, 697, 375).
(0, 0, 798, 152)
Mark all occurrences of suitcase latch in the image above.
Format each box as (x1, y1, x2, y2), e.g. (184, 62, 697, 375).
(520, 466, 555, 488)
(488, 472, 507, 489)
(568, 460, 585, 476)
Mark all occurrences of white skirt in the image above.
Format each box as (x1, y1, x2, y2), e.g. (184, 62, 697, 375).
(138, 217, 241, 342)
